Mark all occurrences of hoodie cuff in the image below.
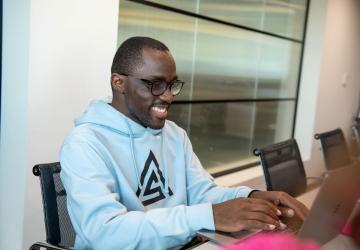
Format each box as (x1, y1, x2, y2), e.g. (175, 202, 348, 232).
(186, 202, 215, 231)
(235, 186, 255, 198)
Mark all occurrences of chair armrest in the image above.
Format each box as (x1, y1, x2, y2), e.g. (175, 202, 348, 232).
(29, 241, 68, 250)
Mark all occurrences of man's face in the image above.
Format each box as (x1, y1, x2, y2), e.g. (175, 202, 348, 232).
(122, 48, 177, 129)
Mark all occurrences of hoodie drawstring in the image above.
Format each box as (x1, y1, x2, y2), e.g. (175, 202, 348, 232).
(125, 118, 169, 195)
(125, 118, 142, 191)
(161, 132, 169, 194)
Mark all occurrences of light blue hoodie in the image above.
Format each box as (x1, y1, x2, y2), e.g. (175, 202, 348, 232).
(60, 100, 253, 250)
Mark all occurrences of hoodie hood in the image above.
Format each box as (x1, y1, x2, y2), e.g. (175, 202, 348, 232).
(74, 100, 166, 193)
(75, 100, 163, 137)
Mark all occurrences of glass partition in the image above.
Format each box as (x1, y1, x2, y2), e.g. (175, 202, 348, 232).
(118, 1, 196, 101)
(117, 0, 308, 174)
(168, 101, 295, 174)
(192, 19, 301, 100)
(147, 0, 307, 40)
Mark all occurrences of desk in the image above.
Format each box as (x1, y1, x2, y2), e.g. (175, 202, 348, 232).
(194, 235, 359, 250)
(323, 235, 359, 250)
(194, 183, 359, 250)
(296, 186, 319, 208)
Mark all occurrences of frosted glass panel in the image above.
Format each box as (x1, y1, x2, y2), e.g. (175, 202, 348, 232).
(168, 101, 295, 172)
(118, 1, 197, 101)
(117, 0, 307, 173)
(147, 0, 199, 13)
(193, 19, 301, 100)
(149, 0, 307, 40)
(198, 0, 306, 40)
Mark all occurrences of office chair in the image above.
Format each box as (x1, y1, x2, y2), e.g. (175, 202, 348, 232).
(314, 128, 352, 170)
(352, 118, 360, 145)
(253, 139, 318, 197)
(352, 117, 360, 155)
(29, 162, 75, 250)
(27, 163, 209, 250)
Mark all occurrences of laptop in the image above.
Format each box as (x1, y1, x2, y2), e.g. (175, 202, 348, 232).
(198, 163, 360, 246)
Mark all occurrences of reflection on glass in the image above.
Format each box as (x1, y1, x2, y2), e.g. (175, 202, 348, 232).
(147, 0, 199, 13)
(199, 0, 265, 32)
(198, 0, 306, 40)
(168, 101, 295, 173)
(263, 0, 307, 40)
(117, 1, 305, 174)
(194, 19, 301, 100)
(118, 1, 196, 101)
(252, 101, 296, 149)
(256, 37, 301, 98)
(118, 1, 302, 102)
(193, 21, 257, 100)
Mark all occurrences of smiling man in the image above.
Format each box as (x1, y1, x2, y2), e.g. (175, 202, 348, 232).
(60, 37, 308, 250)
(110, 45, 179, 129)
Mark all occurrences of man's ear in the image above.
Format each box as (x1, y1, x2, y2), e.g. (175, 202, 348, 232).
(111, 73, 126, 94)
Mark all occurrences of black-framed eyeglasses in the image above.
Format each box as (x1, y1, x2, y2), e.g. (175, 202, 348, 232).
(121, 73, 185, 96)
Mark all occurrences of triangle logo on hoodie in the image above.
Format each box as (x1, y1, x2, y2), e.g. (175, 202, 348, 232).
(136, 150, 173, 206)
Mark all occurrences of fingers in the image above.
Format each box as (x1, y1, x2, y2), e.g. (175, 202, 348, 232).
(276, 193, 309, 220)
(244, 211, 280, 229)
(242, 219, 277, 231)
(251, 191, 309, 220)
(212, 191, 310, 234)
(212, 198, 284, 233)
(249, 201, 281, 221)
(278, 206, 295, 218)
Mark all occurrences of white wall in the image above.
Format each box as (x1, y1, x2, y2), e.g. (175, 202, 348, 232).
(1, 0, 119, 249)
(295, 0, 328, 165)
(0, 0, 31, 249)
(296, 0, 360, 177)
(308, 0, 360, 175)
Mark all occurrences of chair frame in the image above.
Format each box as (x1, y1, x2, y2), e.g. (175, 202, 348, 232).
(29, 162, 74, 250)
(29, 163, 209, 250)
(29, 241, 67, 250)
(253, 138, 308, 196)
(314, 128, 352, 170)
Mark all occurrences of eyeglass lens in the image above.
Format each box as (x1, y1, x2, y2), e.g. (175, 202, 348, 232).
(152, 81, 183, 96)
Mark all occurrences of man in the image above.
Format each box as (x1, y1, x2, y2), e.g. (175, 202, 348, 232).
(60, 36, 308, 250)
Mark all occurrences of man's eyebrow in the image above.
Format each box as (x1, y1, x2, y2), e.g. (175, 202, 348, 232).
(148, 75, 178, 81)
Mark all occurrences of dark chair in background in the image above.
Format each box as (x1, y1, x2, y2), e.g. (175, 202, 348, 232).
(314, 128, 352, 170)
(29, 162, 75, 250)
(253, 139, 320, 197)
(352, 117, 360, 155)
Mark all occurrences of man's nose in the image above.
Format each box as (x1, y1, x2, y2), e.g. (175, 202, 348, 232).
(160, 87, 174, 103)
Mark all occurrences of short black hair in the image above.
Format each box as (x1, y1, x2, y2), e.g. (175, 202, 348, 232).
(111, 36, 169, 75)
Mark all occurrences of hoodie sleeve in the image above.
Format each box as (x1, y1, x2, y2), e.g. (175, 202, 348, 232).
(60, 140, 214, 250)
(182, 131, 254, 205)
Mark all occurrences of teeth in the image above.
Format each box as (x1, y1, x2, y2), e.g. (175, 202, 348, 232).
(152, 107, 166, 113)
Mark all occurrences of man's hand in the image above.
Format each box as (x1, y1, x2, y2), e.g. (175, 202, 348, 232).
(249, 191, 309, 220)
(212, 197, 283, 233)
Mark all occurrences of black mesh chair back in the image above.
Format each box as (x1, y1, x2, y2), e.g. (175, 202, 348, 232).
(314, 128, 352, 170)
(30, 162, 75, 250)
(352, 118, 360, 155)
(253, 139, 307, 197)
